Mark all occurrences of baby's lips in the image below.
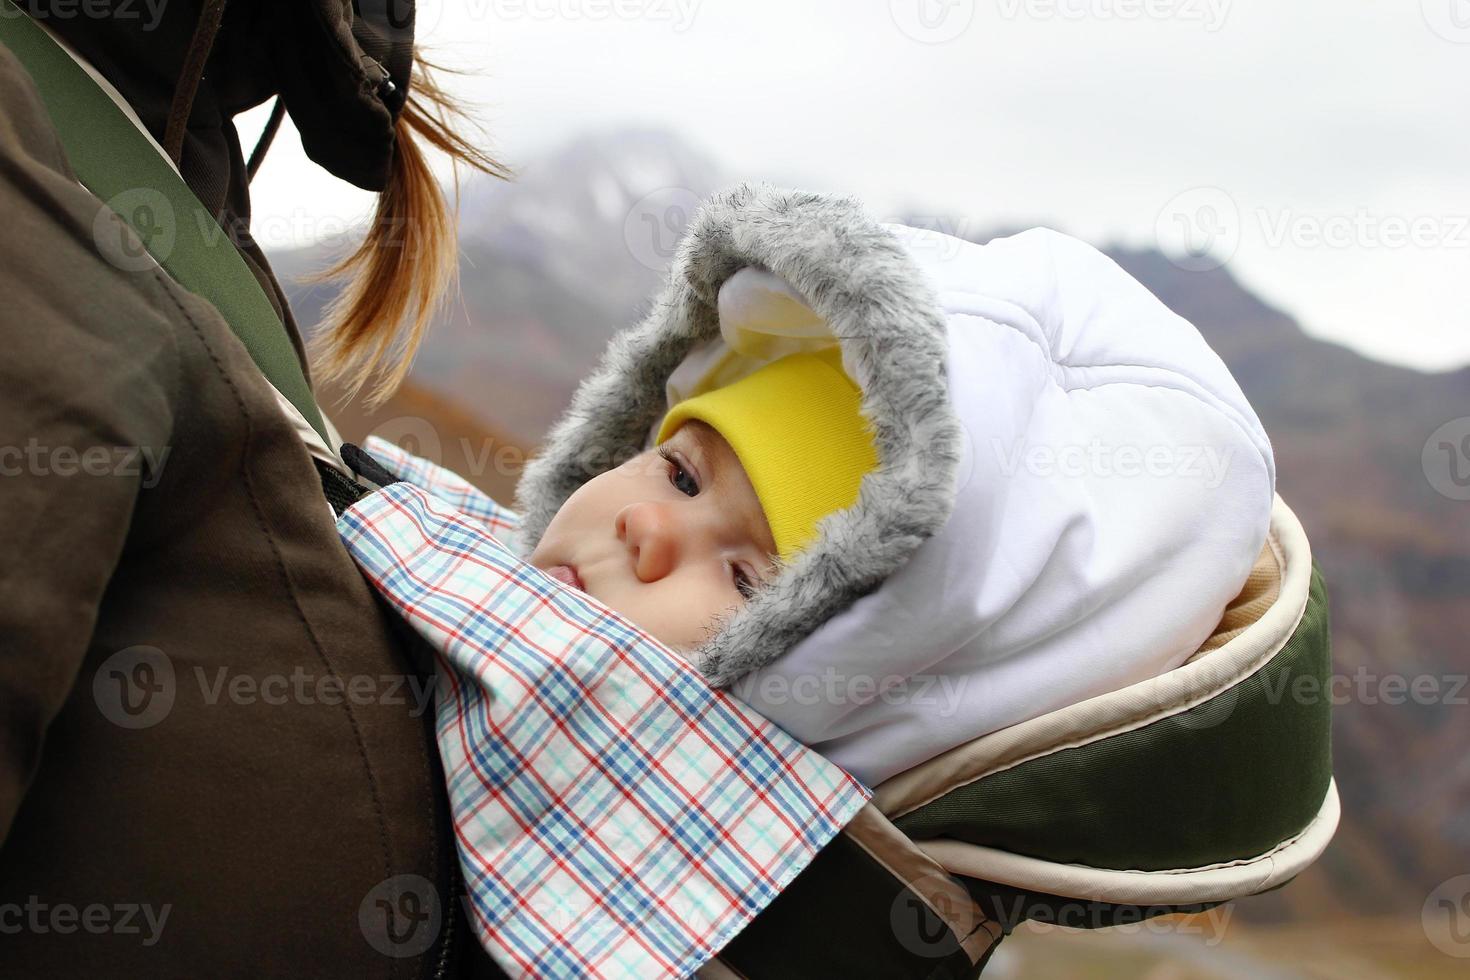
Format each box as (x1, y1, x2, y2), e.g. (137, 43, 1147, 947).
(546, 564, 585, 591)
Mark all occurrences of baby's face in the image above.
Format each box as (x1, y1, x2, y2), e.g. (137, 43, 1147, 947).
(528, 419, 780, 654)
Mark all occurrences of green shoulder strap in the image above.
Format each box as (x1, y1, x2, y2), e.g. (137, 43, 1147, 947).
(0, 0, 332, 444)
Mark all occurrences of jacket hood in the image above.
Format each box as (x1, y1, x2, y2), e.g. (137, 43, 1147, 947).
(21, 0, 414, 201)
(513, 183, 1276, 786)
(512, 184, 966, 688)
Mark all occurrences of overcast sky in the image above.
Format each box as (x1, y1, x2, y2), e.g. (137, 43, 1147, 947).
(244, 0, 1470, 373)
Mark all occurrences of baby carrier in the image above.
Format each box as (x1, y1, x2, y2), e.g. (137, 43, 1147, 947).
(336, 185, 1337, 977)
(334, 426, 1332, 979)
(702, 493, 1334, 979)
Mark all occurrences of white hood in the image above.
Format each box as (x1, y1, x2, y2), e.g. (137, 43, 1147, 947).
(512, 185, 1274, 787)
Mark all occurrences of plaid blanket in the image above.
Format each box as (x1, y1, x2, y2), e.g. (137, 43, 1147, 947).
(336, 437, 871, 978)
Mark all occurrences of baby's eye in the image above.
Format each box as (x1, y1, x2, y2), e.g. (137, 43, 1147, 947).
(732, 562, 757, 600)
(659, 446, 698, 497)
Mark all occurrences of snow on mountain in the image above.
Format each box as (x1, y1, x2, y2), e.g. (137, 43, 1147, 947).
(454, 126, 730, 319)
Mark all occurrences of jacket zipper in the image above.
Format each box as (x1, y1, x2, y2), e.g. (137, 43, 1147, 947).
(432, 856, 458, 980)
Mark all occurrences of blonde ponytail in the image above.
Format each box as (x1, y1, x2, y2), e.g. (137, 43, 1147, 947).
(304, 51, 511, 410)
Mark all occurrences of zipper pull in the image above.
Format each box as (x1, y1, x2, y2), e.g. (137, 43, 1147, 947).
(369, 58, 397, 99)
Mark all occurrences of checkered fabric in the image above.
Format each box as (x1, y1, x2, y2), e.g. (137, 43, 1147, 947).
(336, 438, 871, 978)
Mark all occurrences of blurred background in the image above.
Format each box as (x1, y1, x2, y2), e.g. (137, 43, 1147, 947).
(248, 2, 1469, 975)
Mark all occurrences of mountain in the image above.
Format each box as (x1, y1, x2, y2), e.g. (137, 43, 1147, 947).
(455, 126, 728, 319)
(274, 127, 729, 448)
(270, 127, 1469, 934)
(1098, 247, 1470, 924)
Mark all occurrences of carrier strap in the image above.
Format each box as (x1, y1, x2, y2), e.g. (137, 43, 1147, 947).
(713, 829, 1003, 979)
(0, 0, 333, 445)
(316, 443, 405, 518)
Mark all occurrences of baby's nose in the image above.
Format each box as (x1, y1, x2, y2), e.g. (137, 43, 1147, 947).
(615, 502, 683, 583)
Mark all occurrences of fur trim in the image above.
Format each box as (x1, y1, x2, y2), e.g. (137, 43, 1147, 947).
(511, 183, 964, 687)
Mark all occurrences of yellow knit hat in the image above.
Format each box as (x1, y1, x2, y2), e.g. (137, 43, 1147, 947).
(655, 346, 880, 562)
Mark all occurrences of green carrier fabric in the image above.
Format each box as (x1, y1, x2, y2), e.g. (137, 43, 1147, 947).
(710, 494, 1337, 977)
(876, 494, 1336, 903)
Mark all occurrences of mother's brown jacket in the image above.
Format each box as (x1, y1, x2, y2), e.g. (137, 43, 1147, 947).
(0, 2, 498, 976)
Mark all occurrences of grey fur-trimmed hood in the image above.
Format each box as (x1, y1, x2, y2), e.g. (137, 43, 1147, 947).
(510, 183, 966, 687)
